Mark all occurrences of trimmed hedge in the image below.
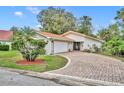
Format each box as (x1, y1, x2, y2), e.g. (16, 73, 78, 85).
(0, 44, 9, 51)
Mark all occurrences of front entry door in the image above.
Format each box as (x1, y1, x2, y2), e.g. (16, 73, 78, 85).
(73, 42, 80, 50)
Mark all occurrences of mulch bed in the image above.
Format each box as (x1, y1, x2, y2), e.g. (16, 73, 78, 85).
(16, 59, 45, 65)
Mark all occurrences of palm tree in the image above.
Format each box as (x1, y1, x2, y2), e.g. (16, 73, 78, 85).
(77, 16, 93, 35)
(115, 8, 124, 26)
(115, 8, 124, 39)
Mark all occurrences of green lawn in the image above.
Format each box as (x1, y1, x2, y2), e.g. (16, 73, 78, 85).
(0, 51, 67, 72)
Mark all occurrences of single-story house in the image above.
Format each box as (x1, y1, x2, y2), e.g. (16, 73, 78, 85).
(0, 30, 13, 50)
(34, 31, 103, 54)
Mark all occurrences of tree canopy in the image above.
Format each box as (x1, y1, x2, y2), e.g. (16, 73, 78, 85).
(37, 7, 76, 34)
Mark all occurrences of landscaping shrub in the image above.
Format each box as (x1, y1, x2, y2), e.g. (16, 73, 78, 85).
(102, 37, 124, 57)
(0, 44, 9, 51)
(92, 44, 101, 53)
(83, 49, 91, 53)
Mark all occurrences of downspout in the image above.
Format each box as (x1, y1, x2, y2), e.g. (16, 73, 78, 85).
(51, 39, 54, 55)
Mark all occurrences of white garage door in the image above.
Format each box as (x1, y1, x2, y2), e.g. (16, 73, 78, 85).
(54, 41, 68, 53)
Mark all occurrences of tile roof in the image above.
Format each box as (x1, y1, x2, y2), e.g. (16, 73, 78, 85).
(37, 31, 74, 41)
(0, 30, 13, 41)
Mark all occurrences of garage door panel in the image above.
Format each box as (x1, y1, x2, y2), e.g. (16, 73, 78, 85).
(54, 41, 68, 53)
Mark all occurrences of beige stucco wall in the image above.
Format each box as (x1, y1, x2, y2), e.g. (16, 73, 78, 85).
(83, 38, 102, 51)
(64, 33, 102, 51)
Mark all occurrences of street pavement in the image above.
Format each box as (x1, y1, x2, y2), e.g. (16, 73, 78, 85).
(0, 69, 63, 86)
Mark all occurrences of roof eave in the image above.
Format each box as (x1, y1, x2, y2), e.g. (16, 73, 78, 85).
(36, 31, 73, 42)
(63, 31, 104, 42)
(0, 40, 10, 42)
(35, 31, 50, 39)
(50, 38, 73, 42)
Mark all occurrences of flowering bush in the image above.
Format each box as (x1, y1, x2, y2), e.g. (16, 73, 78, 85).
(12, 27, 47, 61)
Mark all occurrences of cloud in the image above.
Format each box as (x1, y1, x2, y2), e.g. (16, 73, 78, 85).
(35, 24, 42, 30)
(35, 24, 41, 28)
(93, 24, 100, 34)
(14, 11, 23, 17)
(110, 19, 116, 24)
(26, 7, 40, 14)
(94, 24, 99, 28)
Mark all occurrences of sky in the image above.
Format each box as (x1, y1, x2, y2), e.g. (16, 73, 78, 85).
(0, 6, 123, 34)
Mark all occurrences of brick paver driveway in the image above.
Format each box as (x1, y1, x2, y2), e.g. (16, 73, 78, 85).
(51, 51, 124, 84)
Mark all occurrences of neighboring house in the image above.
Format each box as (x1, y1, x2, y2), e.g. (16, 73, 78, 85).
(34, 31, 103, 54)
(0, 30, 13, 50)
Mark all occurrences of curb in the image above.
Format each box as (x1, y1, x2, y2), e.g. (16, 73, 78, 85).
(35, 72, 124, 86)
(0, 67, 124, 86)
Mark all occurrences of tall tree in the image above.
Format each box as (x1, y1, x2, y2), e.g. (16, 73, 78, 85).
(77, 16, 93, 35)
(108, 23, 120, 37)
(97, 24, 119, 41)
(97, 28, 110, 41)
(37, 7, 76, 34)
(115, 7, 124, 39)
